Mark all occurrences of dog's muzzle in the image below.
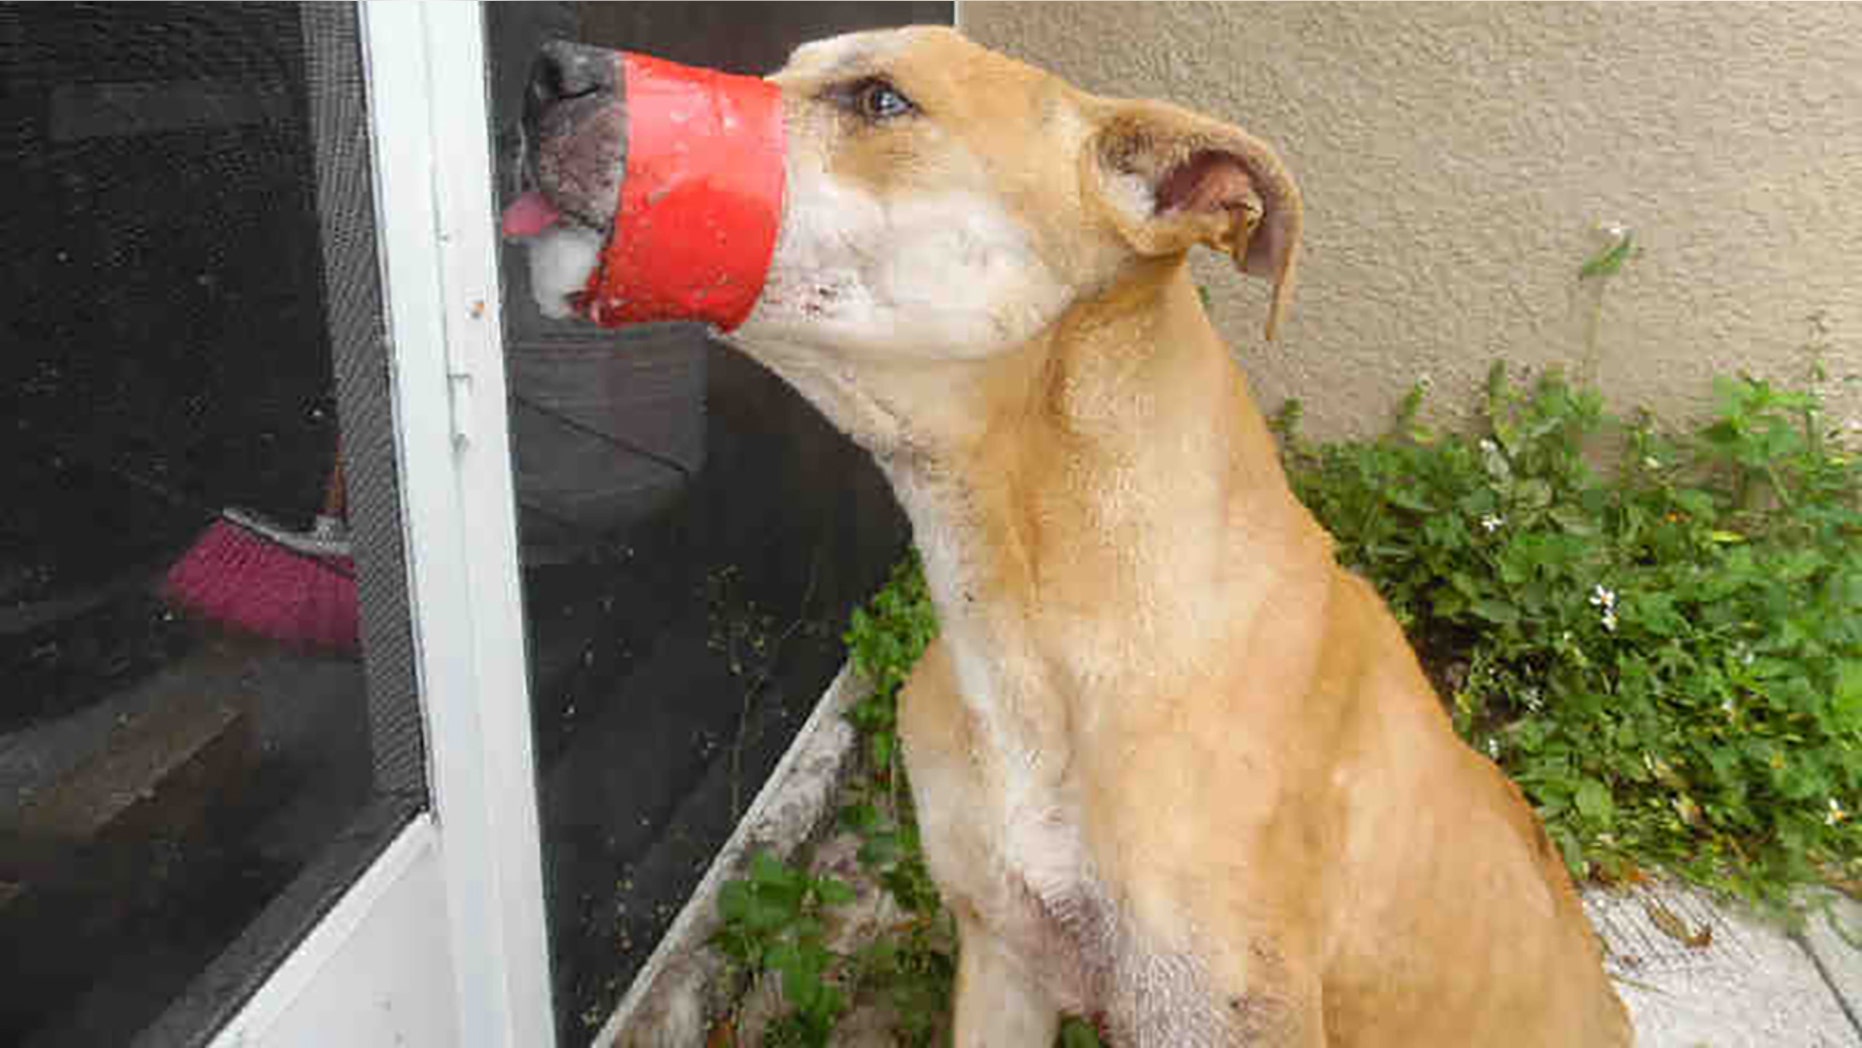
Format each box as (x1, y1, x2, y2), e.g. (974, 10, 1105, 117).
(503, 41, 786, 331)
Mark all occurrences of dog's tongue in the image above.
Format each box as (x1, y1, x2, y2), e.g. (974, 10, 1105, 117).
(501, 191, 561, 239)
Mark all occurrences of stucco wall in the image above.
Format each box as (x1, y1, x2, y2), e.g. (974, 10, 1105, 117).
(959, 2, 1862, 439)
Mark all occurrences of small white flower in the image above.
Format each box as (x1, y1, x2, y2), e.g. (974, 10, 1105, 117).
(1590, 585, 1620, 631)
(1480, 513, 1506, 534)
(1828, 798, 1848, 827)
(1479, 438, 1499, 455)
(1486, 738, 1501, 759)
(1523, 687, 1544, 713)
(1722, 696, 1736, 717)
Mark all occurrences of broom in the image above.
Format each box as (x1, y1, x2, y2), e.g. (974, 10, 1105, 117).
(163, 453, 359, 653)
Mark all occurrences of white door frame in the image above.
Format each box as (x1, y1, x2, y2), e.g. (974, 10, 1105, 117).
(210, 3, 555, 1045)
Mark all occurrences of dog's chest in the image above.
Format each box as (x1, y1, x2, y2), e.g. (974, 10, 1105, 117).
(974, 784, 1118, 1008)
(964, 794, 1247, 1041)
(895, 476, 1221, 1016)
(914, 563, 1103, 946)
(901, 583, 1266, 1039)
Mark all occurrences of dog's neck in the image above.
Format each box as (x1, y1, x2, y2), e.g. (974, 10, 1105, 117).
(850, 261, 1327, 765)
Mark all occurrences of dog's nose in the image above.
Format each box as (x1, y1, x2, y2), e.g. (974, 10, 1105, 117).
(530, 40, 616, 107)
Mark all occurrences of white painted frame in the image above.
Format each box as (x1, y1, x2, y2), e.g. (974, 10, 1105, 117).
(209, 3, 555, 1045)
(209, 816, 462, 1048)
(361, 2, 554, 1045)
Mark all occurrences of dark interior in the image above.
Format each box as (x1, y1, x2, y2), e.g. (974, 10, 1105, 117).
(1, 5, 414, 1046)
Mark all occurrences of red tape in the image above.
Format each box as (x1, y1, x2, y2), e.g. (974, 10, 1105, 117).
(582, 54, 786, 331)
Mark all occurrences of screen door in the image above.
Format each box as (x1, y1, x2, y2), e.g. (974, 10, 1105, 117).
(1, 4, 432, 1044)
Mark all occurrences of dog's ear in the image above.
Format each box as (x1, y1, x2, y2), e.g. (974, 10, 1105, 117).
(1084, 102, 1303, 340)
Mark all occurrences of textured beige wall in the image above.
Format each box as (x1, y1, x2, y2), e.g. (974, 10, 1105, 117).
(960, 2, 1862, 439)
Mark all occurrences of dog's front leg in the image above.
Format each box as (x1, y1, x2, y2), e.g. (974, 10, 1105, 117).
(952, 915, 1059, 1048)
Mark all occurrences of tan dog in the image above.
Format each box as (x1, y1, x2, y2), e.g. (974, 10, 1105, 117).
(516, 26, 1633, 1046)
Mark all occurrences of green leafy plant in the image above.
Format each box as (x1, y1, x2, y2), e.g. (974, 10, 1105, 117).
(1278, 362, 1861, 902)
(844, 553, 939, 770)
(717, 358, 1859, 1045)
(714, 851, 856, 1046)
(714, 555, 954, 1045)
(849, 916, 958, 1046)
(837, 551, 956, 1043)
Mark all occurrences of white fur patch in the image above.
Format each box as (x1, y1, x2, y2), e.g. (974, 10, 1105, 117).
(738, 175, 1072, 361)
(1104, 169, 1158, 223)
(523, 225, 603, 319)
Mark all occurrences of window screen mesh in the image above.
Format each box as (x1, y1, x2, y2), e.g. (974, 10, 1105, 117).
(1, 4, 422, 1044)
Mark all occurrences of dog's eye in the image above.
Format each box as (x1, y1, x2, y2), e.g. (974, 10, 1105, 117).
(846, 78, 916, 122)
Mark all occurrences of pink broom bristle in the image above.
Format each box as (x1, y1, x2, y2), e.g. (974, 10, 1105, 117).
(164, 514, 359, 652)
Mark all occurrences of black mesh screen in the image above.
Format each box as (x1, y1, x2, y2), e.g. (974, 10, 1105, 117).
(486, 3, 946, 1041)
(0, 4, 423, 1044)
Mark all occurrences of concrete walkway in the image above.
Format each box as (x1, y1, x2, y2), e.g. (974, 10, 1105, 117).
(1585, 883, 1862, 1047)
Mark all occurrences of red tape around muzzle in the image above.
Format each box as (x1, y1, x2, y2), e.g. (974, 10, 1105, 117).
(581, 53, 785, 332)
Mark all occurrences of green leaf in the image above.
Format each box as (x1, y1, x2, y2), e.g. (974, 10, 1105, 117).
(859, 833, 901, 869)
(1432, 592, 1468, 618)
(747, 893, 799, 931)
(1575, 778, 1616, 828)
(1515, 478, 1553, 510)
(1548, 505, 1599, 536)
(1470, 598, 1520, 625)
(840, 801, 879, 833)
(1061, 1017, 1105, 1048)
(1835, 662, 1862, 725)
(719, 881, 751, 922)
(817, 877, 857, 907)
(752, 851, 798, 889)
(1579, 231, 1635, 279)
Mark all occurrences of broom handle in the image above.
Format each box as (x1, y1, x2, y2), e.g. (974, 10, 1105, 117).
(321, 448, 347, 520)
(236, 439, 351, 556)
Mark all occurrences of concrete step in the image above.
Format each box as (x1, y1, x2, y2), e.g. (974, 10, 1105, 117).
(2, 643, 254, 881)
(1585, 882, 1862, 1047)
(1799, 890, 1862, 1035)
